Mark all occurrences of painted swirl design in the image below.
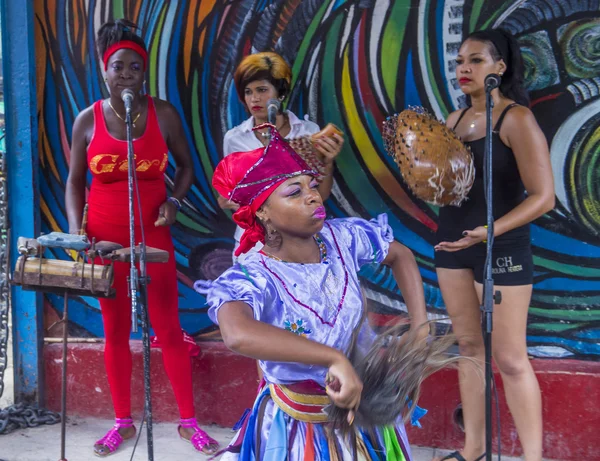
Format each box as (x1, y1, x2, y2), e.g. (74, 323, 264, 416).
(559, 18, 600, 79)
(519, 31, 559, 91)
(568, 116, 600, 234)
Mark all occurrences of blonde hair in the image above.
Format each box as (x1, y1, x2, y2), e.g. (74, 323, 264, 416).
(233, 52, 292, 103)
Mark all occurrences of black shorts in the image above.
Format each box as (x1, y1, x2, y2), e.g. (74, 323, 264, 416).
(434, 242, 533, 286)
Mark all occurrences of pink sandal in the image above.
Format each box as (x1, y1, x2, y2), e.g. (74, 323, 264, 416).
(94, 417, 136, 457)
(178, 417, 219, 454)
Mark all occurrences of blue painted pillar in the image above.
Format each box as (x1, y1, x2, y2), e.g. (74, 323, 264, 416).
(0, 0, 43, 405)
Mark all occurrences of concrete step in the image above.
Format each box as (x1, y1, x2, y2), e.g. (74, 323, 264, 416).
(0, 417, 535, 461)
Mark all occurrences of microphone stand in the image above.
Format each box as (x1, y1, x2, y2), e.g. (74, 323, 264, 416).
(125, 98, 154, 461)
(482, 82, 502, 461)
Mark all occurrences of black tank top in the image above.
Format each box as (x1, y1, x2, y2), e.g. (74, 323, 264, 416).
(437, 104, 530, 246)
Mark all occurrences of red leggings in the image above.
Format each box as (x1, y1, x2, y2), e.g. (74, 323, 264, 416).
(89, 221, 194, 419)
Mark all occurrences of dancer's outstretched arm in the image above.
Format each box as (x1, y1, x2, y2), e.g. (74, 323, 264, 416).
(382, 241, 429, 333)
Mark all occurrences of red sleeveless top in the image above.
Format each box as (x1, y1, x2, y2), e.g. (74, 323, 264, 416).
(87, 96, 169, 227)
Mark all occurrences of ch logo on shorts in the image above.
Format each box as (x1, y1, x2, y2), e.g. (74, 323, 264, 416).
(493, 256, 523, 274)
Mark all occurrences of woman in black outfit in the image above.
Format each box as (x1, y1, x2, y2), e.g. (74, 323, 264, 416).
(433, 29, 554, 461)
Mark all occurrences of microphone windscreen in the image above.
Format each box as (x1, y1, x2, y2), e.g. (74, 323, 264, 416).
(121, 89, 134, 102)
(484, 73, 501, 90)
(267, 98, 281, 111)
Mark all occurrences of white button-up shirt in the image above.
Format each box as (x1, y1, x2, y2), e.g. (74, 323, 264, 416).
(222, 110, 320, 261)
(223, 110, 319, 155)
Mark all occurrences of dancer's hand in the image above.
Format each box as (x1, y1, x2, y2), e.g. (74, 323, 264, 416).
(410, 321, 431, 343)
(326, 355, 362, 423)
(434, 226, 487, 252)
(155, 200, 178, 227)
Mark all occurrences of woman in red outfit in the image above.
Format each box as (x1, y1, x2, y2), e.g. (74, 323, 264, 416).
(65, 19, 218, 457)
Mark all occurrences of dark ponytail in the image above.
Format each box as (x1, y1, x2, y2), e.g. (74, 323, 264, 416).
(464, 29, 529, 107)
(96, 19, 146, 60)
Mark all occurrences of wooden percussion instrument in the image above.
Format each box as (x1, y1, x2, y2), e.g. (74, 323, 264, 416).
(12, 237, 169, 298)
(13, 251, 115, 298)
(382, 108, 475, 207)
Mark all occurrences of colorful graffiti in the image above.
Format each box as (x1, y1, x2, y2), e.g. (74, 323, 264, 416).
(34, 0, 600, 358)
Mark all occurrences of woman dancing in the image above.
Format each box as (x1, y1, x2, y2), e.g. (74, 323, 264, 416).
(196, 125, 456, 460)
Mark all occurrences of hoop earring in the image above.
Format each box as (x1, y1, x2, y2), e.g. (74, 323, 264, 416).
(499, 72, 504, 76)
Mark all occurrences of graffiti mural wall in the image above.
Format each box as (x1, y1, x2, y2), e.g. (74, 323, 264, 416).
(34, 0, 600, 358)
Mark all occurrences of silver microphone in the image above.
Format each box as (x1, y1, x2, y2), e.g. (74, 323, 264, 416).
(267, 98, 280, 126)
(121, 89, 135, 113)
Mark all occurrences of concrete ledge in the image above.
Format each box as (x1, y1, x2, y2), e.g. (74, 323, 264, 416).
(406, 360, 600, 461)
(44, 341, 600, 460)
(44, 341, 257, 427)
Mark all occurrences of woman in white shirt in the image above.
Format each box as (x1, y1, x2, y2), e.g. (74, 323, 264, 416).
(219, 52, 343, 261)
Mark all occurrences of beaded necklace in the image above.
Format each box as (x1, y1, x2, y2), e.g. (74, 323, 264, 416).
(260, 223, 349, 327)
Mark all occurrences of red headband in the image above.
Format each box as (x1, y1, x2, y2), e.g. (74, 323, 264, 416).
(103, 40, 148, 71)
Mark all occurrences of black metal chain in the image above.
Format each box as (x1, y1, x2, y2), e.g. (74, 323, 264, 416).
(0, 403, 61, 434)
(0, 131, 61, 435)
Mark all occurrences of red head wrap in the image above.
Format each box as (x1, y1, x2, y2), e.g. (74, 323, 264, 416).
(103, 40, 148, 71)
(213, 126, 318, 257)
